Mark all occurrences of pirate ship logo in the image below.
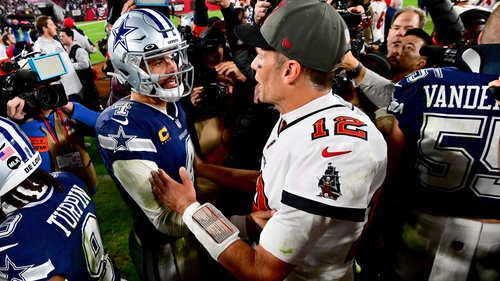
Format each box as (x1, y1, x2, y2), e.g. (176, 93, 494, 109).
(317, 162, 342, 200)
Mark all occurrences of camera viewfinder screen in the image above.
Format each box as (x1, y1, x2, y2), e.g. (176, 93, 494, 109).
(28, 53, 68, 81)
(136, 0, 168, 6)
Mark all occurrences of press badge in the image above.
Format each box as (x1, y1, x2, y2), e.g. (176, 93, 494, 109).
(56, 151, 83, 169)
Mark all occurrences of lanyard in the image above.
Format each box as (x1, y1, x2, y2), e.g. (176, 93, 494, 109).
(40, 111, 73, 149)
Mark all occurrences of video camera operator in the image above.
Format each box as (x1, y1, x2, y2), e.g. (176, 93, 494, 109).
(7, 97, 99, 196)
(1, 52, 99, 196)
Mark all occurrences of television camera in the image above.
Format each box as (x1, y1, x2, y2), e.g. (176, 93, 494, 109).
(0, 51, 69, 119)
(420, 44, 500, 102)
(331, 2, 372, 94)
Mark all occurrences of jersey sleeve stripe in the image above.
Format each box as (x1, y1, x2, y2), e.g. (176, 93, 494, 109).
(281, 191, 366, 222)
(97, 134, 157, 152)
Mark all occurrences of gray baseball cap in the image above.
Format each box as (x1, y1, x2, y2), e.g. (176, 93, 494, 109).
(234, 0, 350, 72)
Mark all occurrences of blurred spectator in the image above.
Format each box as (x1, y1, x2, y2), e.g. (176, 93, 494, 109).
(62, 17, 97, 54)
(2, 33, 16, 58)
(387, 28, 434, 81)
(0, 39, 7, 59)
(33, 15, 83, 102)
(59, 27, 103, 112)
(385, 5, 427, 53)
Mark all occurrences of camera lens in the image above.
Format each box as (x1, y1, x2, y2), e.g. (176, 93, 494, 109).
(38, 87, 60, 109)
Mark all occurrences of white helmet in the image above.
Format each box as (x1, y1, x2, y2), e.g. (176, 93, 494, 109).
(108, 9, 194, 102)
(180, 13, 194, 29)
(0, 117, 41, 197)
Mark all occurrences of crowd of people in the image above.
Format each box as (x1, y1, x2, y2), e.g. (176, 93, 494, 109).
(1, 0, 500, 279)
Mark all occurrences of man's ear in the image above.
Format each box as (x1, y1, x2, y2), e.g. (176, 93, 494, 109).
(415, 58, 427, 70)
(478, 30, 484, 45)
(282, 60, 301, 84)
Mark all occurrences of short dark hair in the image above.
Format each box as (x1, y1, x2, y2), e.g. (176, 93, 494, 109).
(35, 15, 51, 35)
(60, 27, 74, 39)
(2, 34, 10, 45)
(404, 28, 434, 46)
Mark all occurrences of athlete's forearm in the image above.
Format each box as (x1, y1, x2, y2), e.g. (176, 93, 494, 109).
(218, 242, 294, 281)
(195, 162, 258, 193)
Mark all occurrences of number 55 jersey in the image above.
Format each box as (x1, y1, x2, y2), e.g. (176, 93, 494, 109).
(387, 67, 500, 219)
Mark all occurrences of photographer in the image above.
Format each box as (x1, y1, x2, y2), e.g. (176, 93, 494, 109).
(6, 97, 99, 196)
(340, 28, 433, 135)
(185, 27, 268, 212)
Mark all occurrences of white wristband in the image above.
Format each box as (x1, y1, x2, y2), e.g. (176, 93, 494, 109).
(183, 202, 240, 260)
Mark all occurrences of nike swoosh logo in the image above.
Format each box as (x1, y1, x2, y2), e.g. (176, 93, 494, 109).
(111, 117, 129, 126)
(321, 147, 352, 158)
(0, 243, 18, 252)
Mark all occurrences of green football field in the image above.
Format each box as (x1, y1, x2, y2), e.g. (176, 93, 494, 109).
(80, 1, 432, 281)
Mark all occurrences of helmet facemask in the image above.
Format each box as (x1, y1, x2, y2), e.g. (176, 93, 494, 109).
(108, 9, 194, 103)
(131, 44, 193, 102)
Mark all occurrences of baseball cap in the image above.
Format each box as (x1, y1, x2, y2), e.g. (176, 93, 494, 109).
(234, 0, 350, 72)
(63, 17, 75, 28)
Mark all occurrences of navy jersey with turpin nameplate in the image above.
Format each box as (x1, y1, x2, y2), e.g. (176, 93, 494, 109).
(0, 172, 118, 281)
(387, 67, 500, 219)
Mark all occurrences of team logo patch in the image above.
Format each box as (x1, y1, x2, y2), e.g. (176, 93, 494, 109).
(317, 162, 342, 200)
(109, 126, 137, 152)
(112, 15, 138, 52)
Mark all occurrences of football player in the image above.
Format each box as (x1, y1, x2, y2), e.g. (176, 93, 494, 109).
(383, 5, 500, 280)
(149, 0, 387, 280)
(95, 9, 199, 281)
(0, 117, 119, 281)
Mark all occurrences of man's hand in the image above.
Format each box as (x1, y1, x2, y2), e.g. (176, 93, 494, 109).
(190, 86, 204, 106)
(150, 167, 198, 215)
(488, 77, 500, 105)
(253, 0, 272, 25)
(247, 209, 276, 240)
(7, 97, 27, 120)
(121, 0, 137, 15)
(339, 51, 360, 71)
(216, 61, 247, 83)
(59, 100, 74, 115)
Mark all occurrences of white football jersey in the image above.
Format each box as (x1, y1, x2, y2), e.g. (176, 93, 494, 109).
(255, 93, 387, 280)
